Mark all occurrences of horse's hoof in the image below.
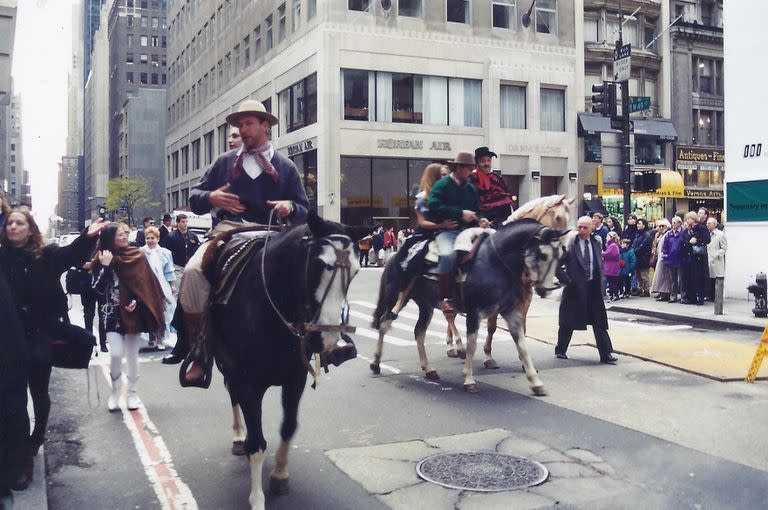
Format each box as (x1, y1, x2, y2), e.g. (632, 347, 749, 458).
(531, 385, 547, 396)
(425, 370, 440, 381)
(447, 349, 459, 358)
(464, 383, 479, 393)
(483, 359, 499, 369)
(370, 363, 381, 375)
(458, 351, 467, 360)
(231, 441, 246, 456)
(269, 475, 290, 496)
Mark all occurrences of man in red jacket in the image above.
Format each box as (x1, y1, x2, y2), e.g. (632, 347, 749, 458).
(469, 146, 514, 228)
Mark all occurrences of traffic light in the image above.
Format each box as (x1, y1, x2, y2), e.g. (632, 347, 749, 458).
(632, 171, 661, 192)
(591, 81, 616, 118)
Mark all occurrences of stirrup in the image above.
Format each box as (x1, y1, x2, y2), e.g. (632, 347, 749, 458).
(179, 356, 213, 389)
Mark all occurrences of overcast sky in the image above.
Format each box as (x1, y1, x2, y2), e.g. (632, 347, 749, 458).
(13, 0, 74, 230)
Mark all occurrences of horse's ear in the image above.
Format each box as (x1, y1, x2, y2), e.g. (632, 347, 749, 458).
(307, 209, 331, 238)
(565, 196, 576, 205)
(345, 225, 373, 243)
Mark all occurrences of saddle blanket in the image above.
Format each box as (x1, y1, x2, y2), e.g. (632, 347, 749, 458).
(212, 231, 274, 305)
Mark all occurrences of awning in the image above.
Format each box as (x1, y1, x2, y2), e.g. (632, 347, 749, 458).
(577, 113, 678, 141)
(582, 199, 609, 216)
(599, 169, 685, 198)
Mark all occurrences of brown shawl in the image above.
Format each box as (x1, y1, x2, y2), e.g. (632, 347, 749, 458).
(112, 246, 166, 334)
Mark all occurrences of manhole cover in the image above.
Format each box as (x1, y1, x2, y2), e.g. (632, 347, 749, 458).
(416, 452, 548, 492)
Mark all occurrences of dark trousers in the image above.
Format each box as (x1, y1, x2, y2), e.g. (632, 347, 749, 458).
(607, 276, 621, 299)
(621, 275, 632, 296)
(359, 249, 369, 267)
(26, 362, 52, 448)
(556, 284, 614, 361)
(81, 290, 107, 348)
(0, 381, 28, 491)
(683, 257, 707, 304)
(169, 298, 188, 357)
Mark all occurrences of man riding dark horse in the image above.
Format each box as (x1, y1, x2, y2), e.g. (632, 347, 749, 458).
(426, 151, 489, 314)
(179, 99, 309, 387)
(469, 146, 514, 229)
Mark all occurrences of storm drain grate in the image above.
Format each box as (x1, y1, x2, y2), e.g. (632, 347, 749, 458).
(416, 451, 548, 492)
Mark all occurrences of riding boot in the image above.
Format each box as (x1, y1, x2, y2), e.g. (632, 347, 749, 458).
(182, 312, 208, 387)
(29, 394, 51, 456)
(126, 377, 140, 411)
(438, 273, 455, 315)
(107, 374, 122, 412)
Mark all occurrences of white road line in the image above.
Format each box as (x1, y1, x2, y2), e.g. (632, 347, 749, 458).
(99, 365, 198, 510)
(348, 310, 447, 340)
(352, 326, 415, 346)
(356, 354, 401, 374)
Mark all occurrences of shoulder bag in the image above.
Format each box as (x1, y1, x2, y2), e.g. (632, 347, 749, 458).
(49, 320, 96, 369)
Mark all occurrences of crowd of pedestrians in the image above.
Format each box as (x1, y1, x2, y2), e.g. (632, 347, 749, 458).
(591, 207, 727, 305)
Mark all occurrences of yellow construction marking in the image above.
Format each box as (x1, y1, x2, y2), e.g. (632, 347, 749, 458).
(745, 324, 768, 383)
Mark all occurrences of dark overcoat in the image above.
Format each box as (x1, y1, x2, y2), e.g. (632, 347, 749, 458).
(558, 234, 609, 331)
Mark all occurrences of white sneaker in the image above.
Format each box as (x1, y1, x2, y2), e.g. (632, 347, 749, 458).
(126, 392, 140, 411)
(108, 377, 122, 412)
(156, 340, 166, 351)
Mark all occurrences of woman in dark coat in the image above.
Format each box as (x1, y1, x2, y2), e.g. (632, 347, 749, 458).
(0, 207, 107, 489)
(631, 218, 653, 296)
(0, 270, 28, 501)
(682, 211, 710, 305)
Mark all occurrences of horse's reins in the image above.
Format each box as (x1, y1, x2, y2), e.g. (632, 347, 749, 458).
(260, 210, 356, 388)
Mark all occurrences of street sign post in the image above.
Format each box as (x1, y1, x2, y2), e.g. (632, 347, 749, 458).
(629, 96, 651, 113)
(613, 43, 631, 82)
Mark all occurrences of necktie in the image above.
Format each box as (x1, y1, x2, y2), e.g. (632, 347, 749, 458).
(582, 239, 591, 280)
(231, 144, 279, 183)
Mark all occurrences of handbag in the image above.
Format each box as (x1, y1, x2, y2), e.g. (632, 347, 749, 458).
(692, 245, 707, 258)
(49, 321, 96, 369)
(65, 267, 91, 295)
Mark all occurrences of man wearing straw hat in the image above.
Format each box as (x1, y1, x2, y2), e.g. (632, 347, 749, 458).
(426, 151, 489, 314)
(179, 99, 309, 386)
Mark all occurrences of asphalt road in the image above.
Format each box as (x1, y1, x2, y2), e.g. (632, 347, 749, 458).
(39, 268, 768, 510)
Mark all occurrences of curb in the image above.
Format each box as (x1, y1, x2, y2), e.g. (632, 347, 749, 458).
(607, 304, 765, 332)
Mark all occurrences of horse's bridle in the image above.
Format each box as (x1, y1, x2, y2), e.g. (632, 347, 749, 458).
(260, 211, 356, 386)
(488, 225, 563, 292)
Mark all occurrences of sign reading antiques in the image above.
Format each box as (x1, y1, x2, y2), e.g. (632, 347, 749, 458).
(676, 146, 725, 164)
(377, 139, 452, 151)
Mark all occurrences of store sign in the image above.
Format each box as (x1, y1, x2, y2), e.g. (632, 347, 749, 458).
(287, 138, 316, 156)
(727, 180, 768, 222)
(685, 189, 724, 199)
(676, 146, 725, 164)
(507, 144, 562, 155)
(376, 139, 451, 151)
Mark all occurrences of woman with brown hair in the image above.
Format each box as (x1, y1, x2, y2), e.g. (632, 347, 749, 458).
(92, 223, 165, 412)
(0, 207, 107, 490)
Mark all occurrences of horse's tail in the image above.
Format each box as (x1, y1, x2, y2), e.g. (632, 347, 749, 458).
(371, 257, 397, 330)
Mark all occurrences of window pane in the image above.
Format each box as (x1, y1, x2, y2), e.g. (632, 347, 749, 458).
(399, 0, 422, 17)
(421, 76, 447, 125)
(340, 157, 372, 226)
(540, 88, 564, 131)
(375, 72, 392, 122)
(500, 84, 525, 129)
(279, 88, 290, 133)
(372, 158, 409, 222)
(644, 26, 656, 52)
(304, 74, 317, 126)
(584, 17, 598, 42)
(493, 0, 516, 30)
(463, 79, 482, 127)
(447, 0, 469, 23)
(343, 69, 371, 120)
(536, 0, 557, 34)
(348, 0, 371, 11)
(392, 73, 418, 124)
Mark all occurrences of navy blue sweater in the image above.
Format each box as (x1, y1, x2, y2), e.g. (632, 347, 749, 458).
(189, 149, 309, 225)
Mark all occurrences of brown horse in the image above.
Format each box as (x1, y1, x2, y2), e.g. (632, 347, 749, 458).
(443, 195, 575, 367)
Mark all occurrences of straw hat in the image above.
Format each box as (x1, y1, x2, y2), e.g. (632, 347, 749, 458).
(446, 151, 476, 168)
(225, 99, 278, 127)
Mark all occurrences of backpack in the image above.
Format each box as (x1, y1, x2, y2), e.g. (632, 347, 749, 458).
(65, 267, 91, 295)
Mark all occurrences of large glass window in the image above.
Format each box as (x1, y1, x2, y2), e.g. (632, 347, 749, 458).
(644, 25, 656, 52)
(535, 0, 557, 34)
(392, 73, 420, 124)
(635, 137, 664, 165)
(493, 0, 516, 30)
(500, 84, 526, 129)
(583, 17, 598, 42)
(540, 88, 565, 132)
(584, 135, 601, 163)
(278, 73, 318, 134)
(349, 0, 371, 11)
(340, 157, 372, 227)
(342, 70, 373, 120)
(399, 0, 422, 17)
(698, 59, 713, 94)
(447, 0, 470, 24)
(290, 150, 318, 210)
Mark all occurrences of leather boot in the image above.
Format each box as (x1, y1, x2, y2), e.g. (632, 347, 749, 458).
(108, 374, 122, 412)
(126, 377, 140, 411)
(183, 312, 206, 385)
(12, 447, 34, 491)
(438, 273, 455, 314)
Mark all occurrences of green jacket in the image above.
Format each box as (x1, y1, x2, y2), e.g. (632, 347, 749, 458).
(426, 175, 483, 227)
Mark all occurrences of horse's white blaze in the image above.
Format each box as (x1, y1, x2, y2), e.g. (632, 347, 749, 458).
(315, 238, 359, 352)
(232, 404, 246, 443)
(526, 240, 562, 295)
(249, 451, 267, 510)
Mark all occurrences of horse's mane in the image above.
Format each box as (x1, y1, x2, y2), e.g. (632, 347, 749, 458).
(506, 194, 567, 223)
(494, 217, 544, 246)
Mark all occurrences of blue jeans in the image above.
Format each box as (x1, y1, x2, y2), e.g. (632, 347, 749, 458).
(435, 230, 459, 275)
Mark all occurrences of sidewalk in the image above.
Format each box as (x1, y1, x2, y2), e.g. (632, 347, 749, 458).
(606, 295, 767, 332)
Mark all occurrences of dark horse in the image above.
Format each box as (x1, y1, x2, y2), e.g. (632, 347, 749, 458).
(371, 219, 568, 394)
(210, 212, 360, 510)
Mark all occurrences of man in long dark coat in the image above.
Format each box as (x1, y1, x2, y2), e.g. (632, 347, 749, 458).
(555, 216, 618, 363)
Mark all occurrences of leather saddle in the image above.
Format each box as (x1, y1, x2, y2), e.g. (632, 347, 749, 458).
(203, 229, 274, 305)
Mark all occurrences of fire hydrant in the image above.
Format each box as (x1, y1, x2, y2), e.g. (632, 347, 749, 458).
(747, 272, 768, 318)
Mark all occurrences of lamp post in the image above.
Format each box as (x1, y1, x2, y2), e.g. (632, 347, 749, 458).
(521, 0, 536, 28)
